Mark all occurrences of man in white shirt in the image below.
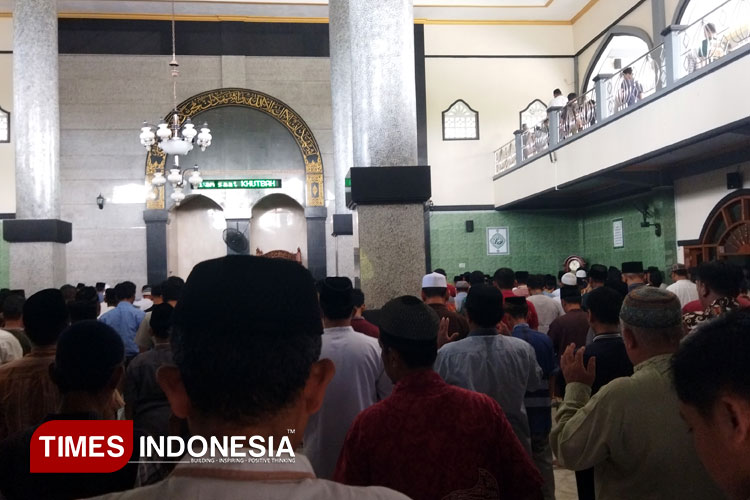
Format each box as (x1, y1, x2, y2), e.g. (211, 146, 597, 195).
(526, 274, 563, 334)
(0, 330, 22, 366)
(666, 263, 699, 308)
(304, 277, 392, 479)
(548, 88, 568, 108)
(88, 256, 406, 500)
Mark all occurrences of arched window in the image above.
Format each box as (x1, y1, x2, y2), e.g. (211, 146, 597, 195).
(583, 34, 651, 94)
(442, 99, 479, 141)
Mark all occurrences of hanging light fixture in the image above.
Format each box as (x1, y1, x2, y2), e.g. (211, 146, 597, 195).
(139, 0, 211, 200)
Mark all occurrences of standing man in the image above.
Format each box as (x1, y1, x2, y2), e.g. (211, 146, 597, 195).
(436, 285, 541, 455)
(551, 287, 723, 500)
(667, 263, 699, 308)
(683, 260, 743, 333)
(351, 289, 379, 339)
(673, 310, 750, 500)
(574, 286, 634, 500)
(0, 289, 69, 440)
(421, 273, 469, 340)
(620, 67, 643, 107)
(505, 296, 557, 499)
(454, 280, 470, 314)
(304, 277, 391, 479)
(549, 279, 589, 397)
(581, 264, 608, 311)
(548, 88, 568, 108)
(493, 268, 539, 330)
(135, 277, 184, 352)
(527, 274, 564, 334)
(621, 262, 647, 292)
(335, 296, 543, 500)
(99, 281, 145, 364)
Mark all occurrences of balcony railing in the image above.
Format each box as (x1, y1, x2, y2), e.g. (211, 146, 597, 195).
(494, 138, 516, 174)
(493, 0, 750, 178)
(605, 44, 665, 116)
(559, 87, 597, 142)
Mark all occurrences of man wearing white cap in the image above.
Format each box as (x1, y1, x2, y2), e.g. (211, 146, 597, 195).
(422, 273, 470, 341)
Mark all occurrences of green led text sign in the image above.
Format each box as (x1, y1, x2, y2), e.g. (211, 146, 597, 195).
(198, 179, 282, 190)
(345, 178, 351, 188)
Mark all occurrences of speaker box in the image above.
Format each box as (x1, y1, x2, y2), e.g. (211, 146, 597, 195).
(727, 172, 742, 190)
(466, 220, 474, 233)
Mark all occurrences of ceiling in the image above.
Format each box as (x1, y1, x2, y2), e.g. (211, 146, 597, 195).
(0, 0, 598, 23)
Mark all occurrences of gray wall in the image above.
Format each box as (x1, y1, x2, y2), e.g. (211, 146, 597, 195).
(59, 54, 333, 288)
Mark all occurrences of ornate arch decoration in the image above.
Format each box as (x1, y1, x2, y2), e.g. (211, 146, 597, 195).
(581, 27, 654, 94)
(683, 189, 750, 266)
(519, 98, 548, 129)
(145, 88, 324, 210)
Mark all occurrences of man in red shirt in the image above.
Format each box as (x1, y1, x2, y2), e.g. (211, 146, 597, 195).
(493, 268, 539, 330)
(334, 296, 543, 500)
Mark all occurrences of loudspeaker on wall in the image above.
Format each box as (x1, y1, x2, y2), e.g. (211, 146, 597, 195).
(465, 220, 474, 233)
(727, 172, 742, 190)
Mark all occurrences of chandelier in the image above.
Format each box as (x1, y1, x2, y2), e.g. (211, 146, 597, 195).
(138, 0, 210, 204)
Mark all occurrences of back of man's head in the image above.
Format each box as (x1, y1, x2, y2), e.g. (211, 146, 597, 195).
(696, 260, 742, 299)
(623, 67, 633, 75)
(619, 287, 682, 349)
(68, 286, 100, 323)
(673, 309, 750, 416)
(172, 256, 323, 425)
(352, 288, 365, 309)
(553, 88, 562, 97)
(52, 321, 124, 395)
(493, 268, 515, 290)
(60, 284, 77, 304)
(465, 284, 504, 328)
(527, 274, 543, 291)
(104, 288, 117, 305)
(24, 289, 68, 346)
(469, 270, 486, 286)
(318, 277, 354, 320)
(589, 264, 608, 284)
(433, 268, 447, 277)
(95, 282, 106, 292)
(372, 296, 440, 370)
(504, 296, 528, 320)
(515, 271, 529, 285)
(162, 277, 185, 302)
(150, 303, 174, 339)
(115, 281, 136, 302)
(587, 286, 624, 325)
(543, 274, 557, 290)
(422, 272, 448, 299)
(2, 293, 24, 321)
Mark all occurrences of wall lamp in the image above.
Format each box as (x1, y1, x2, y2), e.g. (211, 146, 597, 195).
(96, 193, 105, 210)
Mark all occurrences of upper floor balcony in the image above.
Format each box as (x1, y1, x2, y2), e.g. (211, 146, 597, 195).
(492, 0, 750, 209)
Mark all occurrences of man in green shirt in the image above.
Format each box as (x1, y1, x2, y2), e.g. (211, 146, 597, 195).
(551, 287, 724, 500)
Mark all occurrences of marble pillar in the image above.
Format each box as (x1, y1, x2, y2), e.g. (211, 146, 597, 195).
(346, 0, 426, 307)
(328, 0, 356, 281)
(8, 0, 68, 293)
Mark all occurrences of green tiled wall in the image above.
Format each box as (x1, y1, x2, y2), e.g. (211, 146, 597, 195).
(0, 222, 8, 288)
(430, 189, 677, 278)
(429, 210, 581, 278)
(581, 188, 677, 274)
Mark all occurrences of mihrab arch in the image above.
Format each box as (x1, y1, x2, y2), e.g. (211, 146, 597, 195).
(144, 87, 325, 210)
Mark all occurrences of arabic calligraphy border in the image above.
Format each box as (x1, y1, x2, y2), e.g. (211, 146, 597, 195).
(145, 87, 325, 209)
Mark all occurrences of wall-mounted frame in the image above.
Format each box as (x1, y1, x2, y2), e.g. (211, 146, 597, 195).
(442, 99, 479, 141)
(0, 106, 9, 143)
(487, 226, 509, 255)
(613, 218, 624, 248)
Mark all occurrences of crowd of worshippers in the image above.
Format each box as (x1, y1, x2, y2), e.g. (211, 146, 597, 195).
(0, 257, 749, 499)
